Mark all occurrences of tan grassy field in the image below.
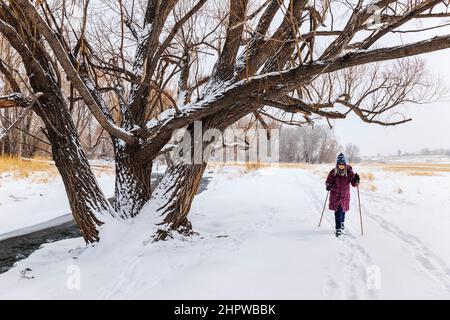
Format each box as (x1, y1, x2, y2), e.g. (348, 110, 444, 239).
(0, 156, 57, 183)
(370, 162, 450, 173)
(207, 161, 312, 170)
(0, 156, 113, 183)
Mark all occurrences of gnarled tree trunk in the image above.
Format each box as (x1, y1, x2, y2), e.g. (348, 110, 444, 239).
(113, 141, 153, 218)
(152, 161, 206, 240)
(34, 95, 113, 243)
(150, 109, 246, 240)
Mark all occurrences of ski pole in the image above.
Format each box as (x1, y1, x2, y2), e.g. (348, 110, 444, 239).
(357, 185, 364, 236)
(318, 191, 329, 227)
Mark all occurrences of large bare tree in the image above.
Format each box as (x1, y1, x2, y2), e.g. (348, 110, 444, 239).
(1, 0, 450, 242)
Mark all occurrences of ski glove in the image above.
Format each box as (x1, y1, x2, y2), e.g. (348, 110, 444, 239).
(354, 173, 360, 183)
(326, 183, 332, 191)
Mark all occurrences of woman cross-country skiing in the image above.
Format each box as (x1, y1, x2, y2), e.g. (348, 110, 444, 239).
(325, 153, 360, 237)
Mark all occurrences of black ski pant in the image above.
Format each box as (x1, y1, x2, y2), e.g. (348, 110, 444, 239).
(334, 205, 345, 230)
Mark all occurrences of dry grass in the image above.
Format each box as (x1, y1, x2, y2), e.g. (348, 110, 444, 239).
(407, 171, 437, 177)
(244, 162, 265, 171)
(277, 162, 311, 169)
(207, 161, 311, 170)
(372, 162, 449, 177)
(0, 156, 51, 175)
(379, 163, 450, 173)
(0, 156, 115, 184)
(360, 172, 375, 181)
(0, 156, 57, 182)
(363, 183, 378, 192)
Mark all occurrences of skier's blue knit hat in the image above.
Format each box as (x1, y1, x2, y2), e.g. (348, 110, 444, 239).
(336, 153, 348, 176)
(336, 153, 346, 165)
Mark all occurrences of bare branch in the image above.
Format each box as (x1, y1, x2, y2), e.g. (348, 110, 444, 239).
(0, 57, 20, 91)
(0, 92, 43, 142)
(14, 0, 137, 144)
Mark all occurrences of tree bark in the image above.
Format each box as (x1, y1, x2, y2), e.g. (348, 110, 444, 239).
(152, 161, 206, 241)
(113, 141, 153, 218)
(150, 109, 246, 240)
(34, 95, 113, 243)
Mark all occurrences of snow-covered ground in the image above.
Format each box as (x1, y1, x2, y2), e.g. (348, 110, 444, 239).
(0, 162, 167, 240)
(0, 170, 115, 239)
(0, 165, 449, 299)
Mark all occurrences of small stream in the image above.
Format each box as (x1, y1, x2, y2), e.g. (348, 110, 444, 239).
(0, 174, 211, 274)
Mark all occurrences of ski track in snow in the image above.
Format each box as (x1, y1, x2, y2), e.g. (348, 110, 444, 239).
(360, 194, 450, 295)
(305, 169, 450, 299)
(303, 177, 378, 300)
(99, 255, 142, 299)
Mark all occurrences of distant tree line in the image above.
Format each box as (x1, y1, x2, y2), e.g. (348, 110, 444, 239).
(279, 125, 360, 164)
(397, 148, 450, 157)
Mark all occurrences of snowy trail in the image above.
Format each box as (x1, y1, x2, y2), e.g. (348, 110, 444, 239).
(360, 194, 450, 295)
(302, 175, 377, 299)
(0, 166, 449, 299)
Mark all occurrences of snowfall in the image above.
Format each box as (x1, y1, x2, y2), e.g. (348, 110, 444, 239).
(0, 163, 449, 299)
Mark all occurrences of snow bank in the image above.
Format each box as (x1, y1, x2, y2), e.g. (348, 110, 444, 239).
(0, 171, 114, 238)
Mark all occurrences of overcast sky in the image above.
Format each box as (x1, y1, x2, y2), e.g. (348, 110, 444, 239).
(327, 22, 450, 157)
(329, 49, 450, 156)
